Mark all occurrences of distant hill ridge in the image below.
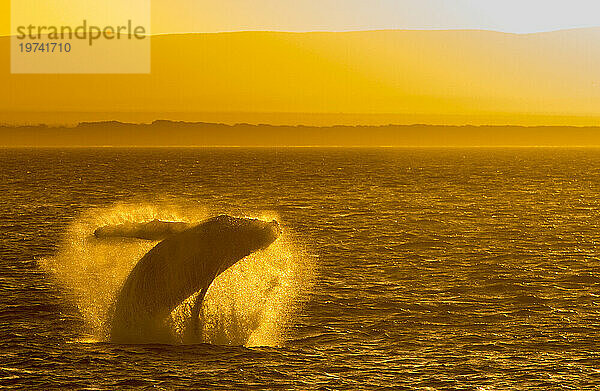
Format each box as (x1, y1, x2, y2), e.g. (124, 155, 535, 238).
(2, 121, 600, 147)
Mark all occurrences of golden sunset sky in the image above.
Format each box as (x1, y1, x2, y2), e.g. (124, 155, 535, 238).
(1, 0, 600, 127)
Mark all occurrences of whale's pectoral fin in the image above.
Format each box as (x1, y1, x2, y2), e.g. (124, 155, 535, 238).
(189, 286, 208, 340)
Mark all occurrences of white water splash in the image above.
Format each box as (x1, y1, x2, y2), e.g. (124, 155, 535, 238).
(40, 201, 314, 347)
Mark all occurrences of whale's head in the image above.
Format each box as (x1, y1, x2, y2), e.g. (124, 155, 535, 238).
(200, 215, 281, 271)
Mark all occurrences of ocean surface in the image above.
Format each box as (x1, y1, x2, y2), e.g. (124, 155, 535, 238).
(1, 148, 600, 390)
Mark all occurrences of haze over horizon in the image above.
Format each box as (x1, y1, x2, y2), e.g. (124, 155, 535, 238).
(3, 28, 600, 129)
(3, 0, 600, 144)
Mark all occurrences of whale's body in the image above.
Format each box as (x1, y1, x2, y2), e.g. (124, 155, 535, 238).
(109, 215, 281, 343)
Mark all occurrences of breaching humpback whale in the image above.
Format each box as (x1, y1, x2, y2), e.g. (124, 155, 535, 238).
(109, 215, 281, 344)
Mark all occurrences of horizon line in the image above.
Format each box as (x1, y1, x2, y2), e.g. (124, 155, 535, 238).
(4, 120, 600, 129)
(4, 145, 600, 149)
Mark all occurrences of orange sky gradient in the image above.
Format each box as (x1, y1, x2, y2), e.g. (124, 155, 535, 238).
(1, 1, 600, 127)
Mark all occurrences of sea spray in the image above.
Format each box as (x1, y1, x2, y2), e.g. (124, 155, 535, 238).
(172, 232, 311, 347)
(40, 201, 314, 346)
